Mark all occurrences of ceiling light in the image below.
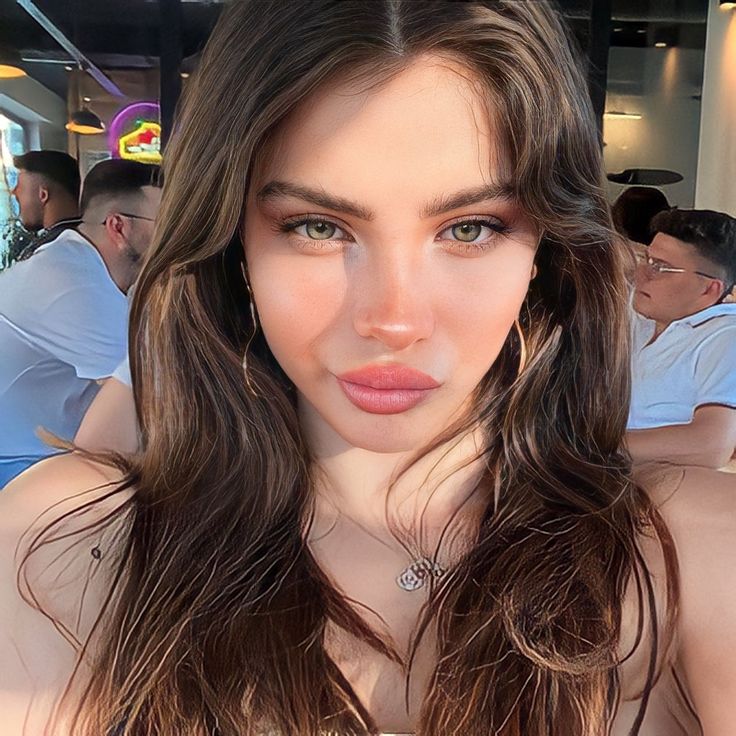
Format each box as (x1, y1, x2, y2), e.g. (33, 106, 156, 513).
(66, 107, 105, 134)
(607, 168, 683, 185)
(654, 27, 678, 48)
(0, 64, 25, 78)
(0, 46, 26, 79)
(720, 1, 736, 9)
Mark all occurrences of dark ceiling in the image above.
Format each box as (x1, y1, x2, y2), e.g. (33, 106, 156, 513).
(0, 0, 223, 98)
(0, 0, 709, 103)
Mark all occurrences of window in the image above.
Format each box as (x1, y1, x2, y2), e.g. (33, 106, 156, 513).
(0, 113, 27, 266)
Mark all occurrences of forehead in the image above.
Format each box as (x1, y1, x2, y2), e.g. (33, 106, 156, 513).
(16, 170, 36, 187)
(257, 55, 508, 209)
(650, 231, 722, 274)
(649, 232, 697, 262)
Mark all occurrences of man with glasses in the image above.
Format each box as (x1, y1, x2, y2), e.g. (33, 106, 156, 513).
(0, 159, 162, 487)
(626, 208, 736, 468)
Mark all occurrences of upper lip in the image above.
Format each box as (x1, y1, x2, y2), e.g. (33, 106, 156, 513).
(336, 364, 441, 390)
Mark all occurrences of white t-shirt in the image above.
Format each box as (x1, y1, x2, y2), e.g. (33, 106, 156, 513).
(628, 303, 736, 429)
(113, 355, 132, 387)
(0, 230, 128, 487)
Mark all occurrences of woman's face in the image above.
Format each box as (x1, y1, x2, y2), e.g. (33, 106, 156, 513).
(244, 56, 539, 454)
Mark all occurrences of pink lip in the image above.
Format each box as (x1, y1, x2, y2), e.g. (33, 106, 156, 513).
(335, 364, 441, 415)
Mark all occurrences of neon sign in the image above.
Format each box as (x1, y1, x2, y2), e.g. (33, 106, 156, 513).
(109, 102, 162, 164)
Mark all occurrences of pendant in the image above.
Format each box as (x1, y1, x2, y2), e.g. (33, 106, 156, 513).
(396, 556, 446, 592)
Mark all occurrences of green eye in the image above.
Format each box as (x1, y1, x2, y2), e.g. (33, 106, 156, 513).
(452, 223, 483, 242)
(306, 221, 336, 240)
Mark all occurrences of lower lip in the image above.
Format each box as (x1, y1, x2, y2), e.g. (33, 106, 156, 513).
(337, 379, 437, 415)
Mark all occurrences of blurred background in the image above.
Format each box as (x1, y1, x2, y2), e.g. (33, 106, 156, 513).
(0, 0, 734, 264)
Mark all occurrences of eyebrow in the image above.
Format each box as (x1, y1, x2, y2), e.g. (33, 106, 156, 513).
(256, 180, 516, 221)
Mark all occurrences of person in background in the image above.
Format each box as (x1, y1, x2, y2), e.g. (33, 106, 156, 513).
(626, 207, 736, 468)
(74, 356, 138, 454)
(611, 186, 670, 247)
(0, 159, 161, 488)
(11, 150, 81, 261)
(74, 161, 162, 293)
(611, 186, 671, 283)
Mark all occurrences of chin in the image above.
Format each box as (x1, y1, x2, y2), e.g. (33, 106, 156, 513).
(299, 397, 453, 454)
(323, 398, 470, 455)
(338, 424, 435, 454)
(632, 295, 652, 319)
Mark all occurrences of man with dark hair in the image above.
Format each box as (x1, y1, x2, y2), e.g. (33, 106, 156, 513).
(11, 150, 82, 260)
(76, 159, 163, 293)
(626, 208, 736, 468)
(0, 159, 162, 488)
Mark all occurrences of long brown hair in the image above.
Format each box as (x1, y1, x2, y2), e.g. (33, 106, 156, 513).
(26, 1, 677, 734)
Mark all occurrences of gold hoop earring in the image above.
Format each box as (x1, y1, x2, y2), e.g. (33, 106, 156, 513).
(514, 319, 527, 376)
(240, 261, 259, 397)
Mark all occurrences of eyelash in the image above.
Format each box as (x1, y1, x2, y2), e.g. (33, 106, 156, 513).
(277, 215, 511, 255)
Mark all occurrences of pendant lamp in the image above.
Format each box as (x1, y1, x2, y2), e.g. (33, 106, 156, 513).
(67, 67, 105, 135)
(66, 106, 105, 135)
(0, 46, 26, 79)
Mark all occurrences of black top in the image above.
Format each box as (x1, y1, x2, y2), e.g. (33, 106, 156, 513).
(15, 218, 83, 261)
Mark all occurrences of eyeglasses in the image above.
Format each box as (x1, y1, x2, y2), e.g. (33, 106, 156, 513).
(100, 212, 156, 225)
(635, 251, 721, 281)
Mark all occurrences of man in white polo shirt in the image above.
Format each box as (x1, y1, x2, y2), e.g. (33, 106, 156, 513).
(0, 159, 161, 488)
(626, 208, 736, 468)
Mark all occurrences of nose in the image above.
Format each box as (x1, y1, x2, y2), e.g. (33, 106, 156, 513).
(634, 258, 652, 286)
(352, 248, 435, 352)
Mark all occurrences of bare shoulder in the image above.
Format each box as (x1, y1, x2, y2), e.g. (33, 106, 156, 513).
(634, 463, 736, 615)
(0, 453, 132, 735)
(635, 464, 736, 733)
(1, 451, 129, 529)
(634, 462, 736, 528)
(0, 450, 132, 629)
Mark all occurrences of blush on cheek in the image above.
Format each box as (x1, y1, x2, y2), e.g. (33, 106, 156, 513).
(254, 270, 346, 361)
(471, 320, 516, 374)
(469, 284, 528, 359)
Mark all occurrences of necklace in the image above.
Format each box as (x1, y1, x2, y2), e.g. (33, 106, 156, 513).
(396, 556, 446, 591)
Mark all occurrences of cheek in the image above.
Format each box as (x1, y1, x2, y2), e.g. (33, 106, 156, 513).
(249, 255, 347, 367)
(245, 219, 535, 389)
(655, 281, 684, 304)
(439, 266, 529, 369)
(141, 225, 155, 246)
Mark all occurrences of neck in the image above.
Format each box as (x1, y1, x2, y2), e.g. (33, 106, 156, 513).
(651, 320, 669, 341)
(307, 415, 487, 540)
(652, 300, 723, 341)
(76, 223, 128, 293)
(43, 201, 78, 230)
